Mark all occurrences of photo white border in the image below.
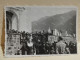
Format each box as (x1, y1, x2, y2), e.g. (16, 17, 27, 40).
(4, 6, 78, 58)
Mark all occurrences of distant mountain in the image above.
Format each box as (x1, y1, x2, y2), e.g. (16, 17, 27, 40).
(32, 10, 76, 34)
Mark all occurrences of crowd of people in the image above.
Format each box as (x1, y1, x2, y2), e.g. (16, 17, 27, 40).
(7, 29, 77, 55)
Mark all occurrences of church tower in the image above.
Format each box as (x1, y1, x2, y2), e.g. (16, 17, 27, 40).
(48, 27, 51, 33)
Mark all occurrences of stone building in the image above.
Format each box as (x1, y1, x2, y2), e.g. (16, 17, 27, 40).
(6, 7, 25, 55)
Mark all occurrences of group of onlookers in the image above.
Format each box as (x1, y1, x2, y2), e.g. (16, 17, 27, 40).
(19, 35, 77, 55)
(7, 29, 77, 55)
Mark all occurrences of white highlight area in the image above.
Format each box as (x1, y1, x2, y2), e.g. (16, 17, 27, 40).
(12, 15, 18, 30)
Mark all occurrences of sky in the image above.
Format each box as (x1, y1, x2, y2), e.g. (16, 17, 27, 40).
(8, 6, 77, 32)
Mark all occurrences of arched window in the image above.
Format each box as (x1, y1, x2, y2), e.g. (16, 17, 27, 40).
(6, 11, 18, 32)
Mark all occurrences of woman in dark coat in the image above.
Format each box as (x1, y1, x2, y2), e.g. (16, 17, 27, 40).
(26, 35, 35, 55)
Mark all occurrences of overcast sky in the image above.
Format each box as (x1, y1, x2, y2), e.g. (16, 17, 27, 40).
(6, 6, 77, 32)
(21, 6, 76, 22)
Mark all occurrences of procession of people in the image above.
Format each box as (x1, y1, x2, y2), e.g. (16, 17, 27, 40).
(7, 29, 77, 55)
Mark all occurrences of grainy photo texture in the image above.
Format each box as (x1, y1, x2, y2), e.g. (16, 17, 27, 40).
(5, 6, 77, 56)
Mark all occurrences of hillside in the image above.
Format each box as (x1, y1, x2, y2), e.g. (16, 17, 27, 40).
(32, 10, 76, 34)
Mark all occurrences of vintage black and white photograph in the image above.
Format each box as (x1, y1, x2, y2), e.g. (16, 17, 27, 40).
(5, 6, 77, 56)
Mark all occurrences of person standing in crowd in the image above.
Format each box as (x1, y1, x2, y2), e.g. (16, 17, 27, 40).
(56, 36, 68, 54)
(52, 41, 57, 54)
(64, 41, 70, 54)
(26, 34, 35, 55)
(20, 42, 27, 55)
(45, 42, 50, 54)
(35, 39, 42, 54)
(69, 41, 77, 54)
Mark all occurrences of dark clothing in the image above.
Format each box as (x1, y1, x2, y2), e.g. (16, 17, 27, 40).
(69, 42, 77, 54)
(26, 42, 34, 55)
(20, 43, 27, 55)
